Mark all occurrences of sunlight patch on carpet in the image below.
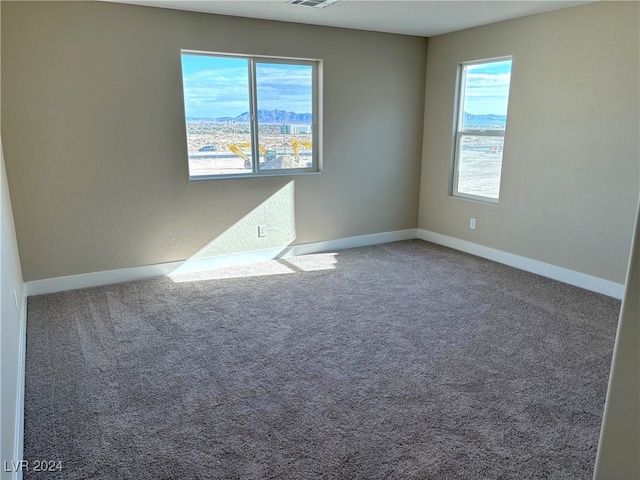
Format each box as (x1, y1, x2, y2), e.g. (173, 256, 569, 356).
(168, 252, 338, 282)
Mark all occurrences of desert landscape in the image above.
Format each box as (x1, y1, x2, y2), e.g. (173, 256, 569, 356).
(186, 120, 313, 177)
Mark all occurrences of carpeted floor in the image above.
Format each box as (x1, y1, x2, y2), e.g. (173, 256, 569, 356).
(23, 240, 620, 479)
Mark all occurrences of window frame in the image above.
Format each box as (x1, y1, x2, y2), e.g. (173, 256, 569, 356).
(181, 50, 321, 180)
(451, 56, 512, 204)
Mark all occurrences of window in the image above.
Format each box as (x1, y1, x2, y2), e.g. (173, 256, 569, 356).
(452, 57, 512, 202)
(180, 51, 320, 179)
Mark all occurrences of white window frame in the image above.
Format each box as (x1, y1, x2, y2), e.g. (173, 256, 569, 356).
(451, 56, 512, 203)
(181, 50, 321, 180)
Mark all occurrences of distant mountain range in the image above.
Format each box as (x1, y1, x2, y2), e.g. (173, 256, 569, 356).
(463, 113, 507, 128)
(187, 110, 503, 127)
(187, 110, 312, 124)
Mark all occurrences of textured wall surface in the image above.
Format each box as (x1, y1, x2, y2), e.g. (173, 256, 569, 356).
(1, 1, 427, 281)
(0, 142, 24, 478)
(419, 1, 640, 284)
(594, 197, 640, 478)
(1, 2, 26, 471)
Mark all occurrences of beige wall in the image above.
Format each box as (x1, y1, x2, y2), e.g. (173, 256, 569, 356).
(1, 1, 427, 281)
(419, 1, 640, 284)
(0, 2, 26, 474)
(0, 143, 24, 479)
(594, 197, 640, 478)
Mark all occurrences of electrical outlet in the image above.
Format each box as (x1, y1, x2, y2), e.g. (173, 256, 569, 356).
(13, 290, 19, 311)
(258, 225, 267, 237)
(470, 218, 476, 230)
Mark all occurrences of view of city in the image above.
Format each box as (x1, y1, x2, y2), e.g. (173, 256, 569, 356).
(185, 119, 313, 177)
(181, 53, 314, 177)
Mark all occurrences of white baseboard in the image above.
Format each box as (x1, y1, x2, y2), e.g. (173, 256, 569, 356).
(417, 229, 625, 299)
(24, 228, 623, 299)
(281, 229, 418, 258)
(25, 229, 417, 296)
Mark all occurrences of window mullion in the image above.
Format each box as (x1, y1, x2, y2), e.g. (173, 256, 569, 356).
(453, 132, 460, 194)
(458, 130, 505, 137)
(248, 58, 260, 173)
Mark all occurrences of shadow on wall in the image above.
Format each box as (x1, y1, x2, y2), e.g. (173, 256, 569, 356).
(168, 180, 337, 282)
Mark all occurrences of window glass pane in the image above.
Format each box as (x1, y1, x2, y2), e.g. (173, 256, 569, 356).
(457, 135, 504, 200)
(255, 63, 313, 170)
(461, 60, 511, 131)
(181, 55, 253, 176)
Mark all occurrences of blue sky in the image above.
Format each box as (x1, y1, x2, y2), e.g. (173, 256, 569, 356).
(181, 54, 312, 119)
(464, 60, 512, 115)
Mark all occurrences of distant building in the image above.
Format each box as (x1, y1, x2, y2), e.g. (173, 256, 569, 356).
(281, 124, 312, 134)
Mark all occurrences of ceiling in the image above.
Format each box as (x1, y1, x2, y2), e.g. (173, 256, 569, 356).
(105, 0, 594, 37)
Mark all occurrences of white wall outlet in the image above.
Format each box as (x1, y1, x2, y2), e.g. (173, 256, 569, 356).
(470, 218, 476, 230)
(13, 290, 19, 311)
(258, 225, 267, 237)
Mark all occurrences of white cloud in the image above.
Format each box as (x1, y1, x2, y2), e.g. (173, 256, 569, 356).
(465, 72, 511, 97)
(182, 64, 313, 118)
(182, 67, 250, 118)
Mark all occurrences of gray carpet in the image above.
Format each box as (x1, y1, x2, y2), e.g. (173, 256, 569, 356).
(23, 240, 620, 479)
